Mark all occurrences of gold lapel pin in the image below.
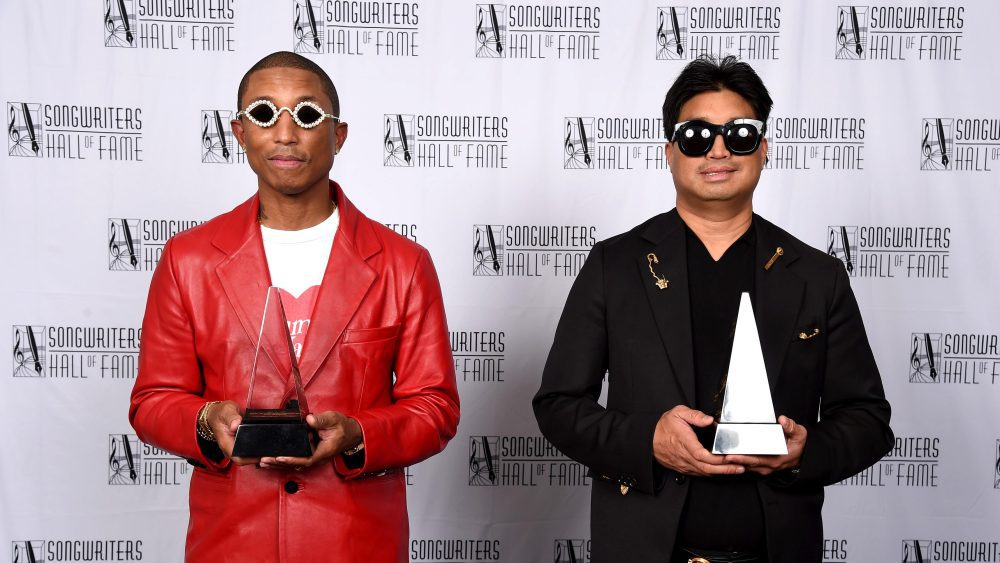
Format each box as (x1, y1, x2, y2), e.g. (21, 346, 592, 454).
(798, 328, 820, 340)
(764, 246, 784, 271)
(647, 253, 669, 290)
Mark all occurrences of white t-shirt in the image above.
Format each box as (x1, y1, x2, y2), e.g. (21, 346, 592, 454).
(260, 208, 339, 359)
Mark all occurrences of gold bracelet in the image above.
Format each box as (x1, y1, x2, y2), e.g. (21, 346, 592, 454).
(196, 401, 222, 442)
(343, 441, 365, 456)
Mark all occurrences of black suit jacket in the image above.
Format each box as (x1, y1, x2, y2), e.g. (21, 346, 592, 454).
(533, 210, 893, 563)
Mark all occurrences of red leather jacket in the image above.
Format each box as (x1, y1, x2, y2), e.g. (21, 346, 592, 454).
(129, 182, 460, 562)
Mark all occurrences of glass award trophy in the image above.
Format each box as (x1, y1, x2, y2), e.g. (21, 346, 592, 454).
(711, 292, 788, 455)
(231, 286, 314, 458)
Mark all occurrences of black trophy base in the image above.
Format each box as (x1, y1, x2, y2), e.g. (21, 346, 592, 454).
(231, 408, 313, 458)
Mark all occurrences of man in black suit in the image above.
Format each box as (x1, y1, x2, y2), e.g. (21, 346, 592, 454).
(533, 56, 893, 563)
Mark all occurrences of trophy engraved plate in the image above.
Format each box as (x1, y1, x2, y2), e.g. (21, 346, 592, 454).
(712, 292, 788, 455)
(232, 287, 314, 458)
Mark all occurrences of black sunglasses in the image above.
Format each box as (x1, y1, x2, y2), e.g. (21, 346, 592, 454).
(671, 118, 765, 156)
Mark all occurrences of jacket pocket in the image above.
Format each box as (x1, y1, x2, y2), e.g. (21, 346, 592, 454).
(343, 324, 402, 344)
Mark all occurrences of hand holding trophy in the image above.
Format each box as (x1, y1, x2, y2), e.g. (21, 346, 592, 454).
(231, 286, 315, 458)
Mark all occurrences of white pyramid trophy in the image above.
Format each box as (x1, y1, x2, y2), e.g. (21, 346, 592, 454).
(711, 293, 788, 455)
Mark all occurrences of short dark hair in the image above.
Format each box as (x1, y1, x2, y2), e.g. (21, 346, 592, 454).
(661, 55, 772, 140)
(237, 51, 340, 117)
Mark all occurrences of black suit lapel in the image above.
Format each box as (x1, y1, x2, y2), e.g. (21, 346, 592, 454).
(753, 216, 805, 393)
(638, 211, 696, 405)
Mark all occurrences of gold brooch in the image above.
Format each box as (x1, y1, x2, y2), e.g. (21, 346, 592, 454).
(647, 253, 669, 290)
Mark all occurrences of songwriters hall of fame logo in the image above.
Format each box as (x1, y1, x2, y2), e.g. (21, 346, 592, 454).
(108, 434, 142, 485)
(994, 440, 1000, 489)
(656, 7, 687, 60)
(201, 110, 241, 164)
(921, 118, 953, 171)
(827, 226, 858, 276)
(108, 433, 189, 486)
(104, 0, 138, 48)
(835, 6, 868, 60)
(554, 540, 590, 563)
(12, 326, 45, 378)
(7, 103, 42, 157)
(909, 333, 942, 383)
(383, 114, 415, 167)
(11, 542, 45, 563)
(476, 4, 507, 58)
(564, 117, 594, 169)
(473, 225, 504, 276)
(469, 436, 499, 486)
(293, 0, 324, 54)
(109, 219, 141, 271)
(901, 540, 931, 562)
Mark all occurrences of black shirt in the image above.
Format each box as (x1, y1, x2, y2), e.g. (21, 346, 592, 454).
(675, 223, 766, 551)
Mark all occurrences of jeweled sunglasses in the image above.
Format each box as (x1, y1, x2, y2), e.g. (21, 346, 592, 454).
(671, 118, 765, 157)
(237, 99, 340, 129)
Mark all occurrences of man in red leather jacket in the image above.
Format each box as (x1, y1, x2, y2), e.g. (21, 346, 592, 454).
(129, 51, 460, 562)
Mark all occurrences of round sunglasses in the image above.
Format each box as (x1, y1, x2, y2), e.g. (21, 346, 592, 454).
(237, 99, 340, 129)
(671, 118, 765, 156)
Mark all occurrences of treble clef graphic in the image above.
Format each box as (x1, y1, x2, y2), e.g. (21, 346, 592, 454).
(994, 442, 1000, 486)
(554, 542, 563, 563)
(477, 8, 487, 47)
(657, 10, 668, 51)
(384, 116, 394, 153)
(201, 113, 213, 150)
(469, 439, 481, 481)
(670, 7, 683, 56)
(921, 122, 932, 158)
(840, 226, 853, 274)
(109, 222, 121, 265)
(910, 335, 922, 374)
(105, 0, 115, 34)
(564, 121, 575, 157)
(21, 103, 39, 155)
(837, 9, 847, 48)
(294, 4, 304, 40)
(474, 226, 484, 265)
(936, 118, 949, 167)
(13, 329, 24, 366)
(924, 333, 938, 380)
(8, 105, 19, 144)
(578, 118, 591, 166)
(827, 228, 838, 257)
(109, 436, 121, 479)
(214, 110, 230, 160)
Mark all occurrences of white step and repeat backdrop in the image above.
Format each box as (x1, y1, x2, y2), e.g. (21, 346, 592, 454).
(2, 1, 999, 562)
